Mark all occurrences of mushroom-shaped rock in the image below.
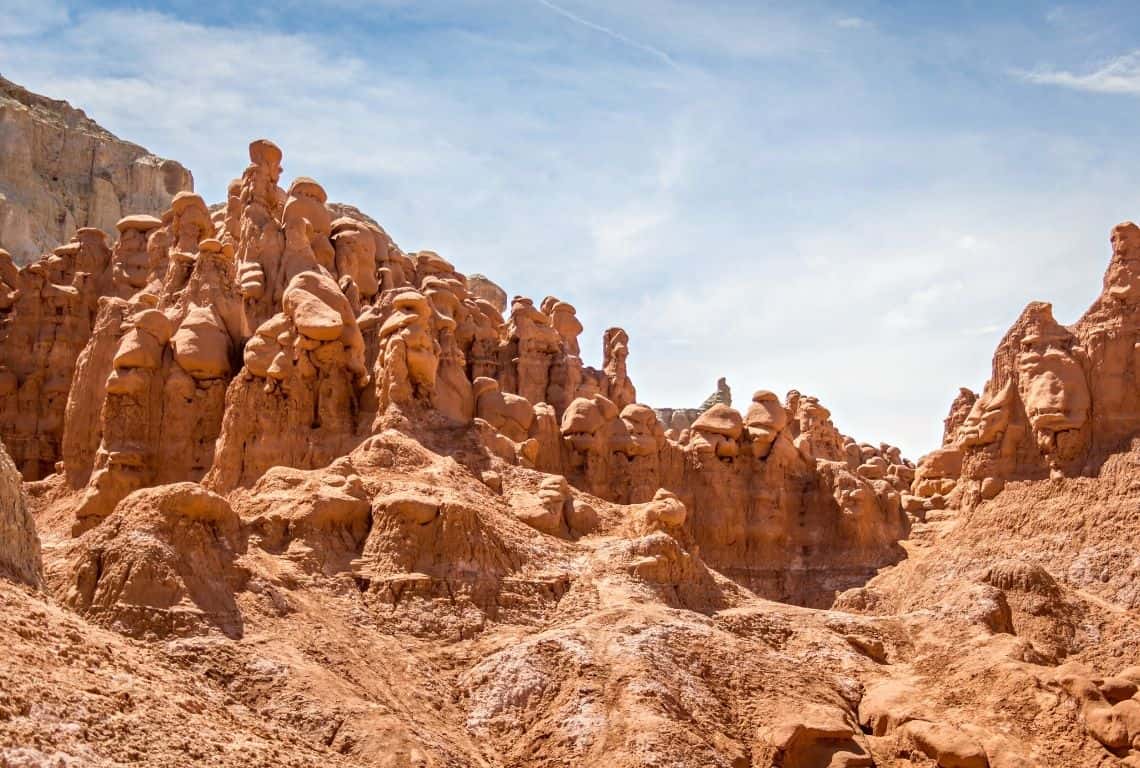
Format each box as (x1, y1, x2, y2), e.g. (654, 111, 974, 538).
(171, 305, 232, 380)
(283, 270, 348, 341)
(614, 403, 663, 457)
(113, 309, 173, 370)
(514, 475, 571, 537)
(914, 446, 963, 497)
(692, 403, 744, 437)
(115, 214, 163, 234)
(198, 237, 234, 260)
(244, 314, 289, 378)
(688, 404, 744, 458)
(857, 456, 888, 480)
(745, 389, 787, 457)
(413, 250, 456, 281)
(249, 138, 283, 167)
(560, 396, 618, 453)
(629, 489, 688, 535)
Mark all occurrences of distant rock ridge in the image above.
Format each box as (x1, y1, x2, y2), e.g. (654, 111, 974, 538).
(654, 376, 732, 434)
(0, 74, 193, 263)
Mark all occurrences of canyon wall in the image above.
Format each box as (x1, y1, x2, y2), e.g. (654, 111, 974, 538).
(0, 76, 193, 264)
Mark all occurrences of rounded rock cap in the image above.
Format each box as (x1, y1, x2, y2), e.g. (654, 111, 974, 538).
(691, 404, 744, 437)
(561, 397, 605, 434)
(197, 238, 235, 259)
(620, 403, 658, 424)
(132, 308, 174, 342)
(116, 214, 164, 233)
(471, 376, 500, 398)
(75, 227, 107, 242)
(414, 250, 455, 274)
(288, 176, 328, 203)
(330, 217, 365, 235)
(170, 191, 208, 214)
(249, 138, 283, 167)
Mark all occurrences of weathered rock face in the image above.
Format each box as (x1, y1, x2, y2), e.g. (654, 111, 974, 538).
(65, 482, 246, 639)
(0, 438, 40, 586)
(835, 439, 1140, 768)
(0, 76, 193, 264)
(914, 220, 1140, 509)
(0, 137, 913, 612)
(6, 105, 1138, 768)
(466, 272, 507, 315)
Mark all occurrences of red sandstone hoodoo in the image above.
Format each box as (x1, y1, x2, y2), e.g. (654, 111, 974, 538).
(0, 126, 1138, 768)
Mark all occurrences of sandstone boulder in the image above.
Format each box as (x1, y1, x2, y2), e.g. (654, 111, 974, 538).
(65, 483, 246, 639)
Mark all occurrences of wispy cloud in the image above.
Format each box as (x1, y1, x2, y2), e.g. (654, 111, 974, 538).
(1020, 51, 1140, 95)
(835, 16, 873, 30)
(534, 0, 680, 70)
(0, 0, 68, 37)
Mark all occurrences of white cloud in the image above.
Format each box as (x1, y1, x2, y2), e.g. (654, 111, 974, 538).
(589, 206, 671, 266)
(835, 16, 872, 30)
(0, 0, 68, 37)
(1020, 51, 1140, 95)
(883, 284, 955, 330)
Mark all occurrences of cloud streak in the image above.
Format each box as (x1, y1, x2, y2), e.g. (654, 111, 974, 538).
(1020, 51, 1140, 95)
(534, 0, 681, 70)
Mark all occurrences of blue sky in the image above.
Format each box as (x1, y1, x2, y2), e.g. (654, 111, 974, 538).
(3, 0, 1139, 457)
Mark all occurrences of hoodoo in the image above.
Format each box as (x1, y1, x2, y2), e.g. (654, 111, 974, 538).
(1, 76, 1138, 768)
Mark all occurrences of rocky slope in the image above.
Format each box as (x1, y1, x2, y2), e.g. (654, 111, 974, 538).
(0, 75, 193, 263)
(0, 96, 1138, 766)
(0, 438, 38, 586)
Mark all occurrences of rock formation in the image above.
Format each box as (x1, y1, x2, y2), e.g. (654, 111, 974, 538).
(3, 137, 914, 608)
(1, 106, 1138, 768)
(0, 438, 39, 586)
(467, 272, 507, 314)
(913, 220, 1140, 510)
(655, 376, 733, 434)
(0, 76, 193, 263)
(65, 482, 246, 639)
